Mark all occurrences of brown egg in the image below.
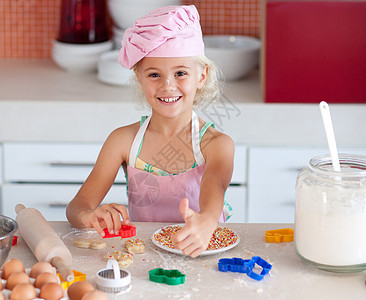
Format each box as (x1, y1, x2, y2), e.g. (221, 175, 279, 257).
(10, 283, 36, 300)
(30, 261, 54, 278)
(81, 290, 108, 300)
(67, 281, 95, 300)
(0, 279, 3, 290)
(6, 272, 30, 290)
(34, 272, 59, 289)
(2, 259, 25, 280)
(39, 282, 65, 300)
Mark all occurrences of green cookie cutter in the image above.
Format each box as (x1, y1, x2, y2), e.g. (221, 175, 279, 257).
(148, 268, 186, 285)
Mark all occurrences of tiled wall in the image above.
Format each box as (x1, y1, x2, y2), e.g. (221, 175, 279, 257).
(0, 0, 61, 58)
(0, 0, 260, 59)
(183, 0, 260, 36)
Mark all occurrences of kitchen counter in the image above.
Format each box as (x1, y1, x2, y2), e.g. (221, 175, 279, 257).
(1, 59, 366, 146)
(0, 59, 261, 103)
(7, 222, 366, 299)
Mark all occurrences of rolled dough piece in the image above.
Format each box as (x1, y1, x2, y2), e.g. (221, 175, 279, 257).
(75, 238, 106, 250)
(103, 251, 134, 268)
(125, 238, 145, 254)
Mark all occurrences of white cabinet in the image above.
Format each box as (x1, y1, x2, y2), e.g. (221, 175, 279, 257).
(226, 145, 247, 223)
(3, 142, 125, 183)
(0, 145, 2, 211)
(225, 186, 246, 223)
(1, 184, 127, 221)
(247, 146, 366, 223)
(0, 145, 2, 183)
(1, 142, 248, 222)
(231, 144, 247, 184)
(1, 142, 126, 221)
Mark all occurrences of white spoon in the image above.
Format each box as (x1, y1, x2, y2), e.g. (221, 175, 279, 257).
(319, 101, 341, 172)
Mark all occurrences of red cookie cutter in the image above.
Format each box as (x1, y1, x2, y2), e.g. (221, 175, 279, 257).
(265, 228, 294, 243)
(102, 225, 136, 239)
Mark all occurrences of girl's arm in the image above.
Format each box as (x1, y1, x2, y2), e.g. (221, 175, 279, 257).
(66, 125, 136, 236)
(172, 132, 235, 257)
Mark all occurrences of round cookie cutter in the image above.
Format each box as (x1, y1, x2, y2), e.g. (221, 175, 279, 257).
(96, 259, 131, 294)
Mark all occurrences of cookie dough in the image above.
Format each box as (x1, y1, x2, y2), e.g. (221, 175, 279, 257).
(125, 238, 145, 254)
(103, 251, 134, 268)
(75, 238, 106, 250)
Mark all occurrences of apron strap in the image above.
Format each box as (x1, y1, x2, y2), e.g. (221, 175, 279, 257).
(129, 112, 205, 167)
(128, 115, 151, 167)
(199, 121, 215, 143)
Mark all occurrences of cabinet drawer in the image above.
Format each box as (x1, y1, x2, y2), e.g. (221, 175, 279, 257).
(3, 142, 125, 183)
(248, 146, 325, 186)
(1, 184, 244, 222)
(248, 146, 366, 186)
(4, 142, 245, 185)
(231, 144, 247, 184)
(1, 184, 127, 221)
(248, 186, 295, 223)
(0, 145, 2, 183)
(247, 146, 366, 223)
(225, 186, 247, 223)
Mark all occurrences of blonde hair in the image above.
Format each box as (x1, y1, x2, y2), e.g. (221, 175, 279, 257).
(193, 55, 224, 107)
(131, 56, 224, 110)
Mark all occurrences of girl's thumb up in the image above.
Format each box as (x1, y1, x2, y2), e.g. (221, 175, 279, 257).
(179, 198, 195, 221)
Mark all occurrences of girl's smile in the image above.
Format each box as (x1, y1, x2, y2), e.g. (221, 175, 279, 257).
(157, 96, 182, 103)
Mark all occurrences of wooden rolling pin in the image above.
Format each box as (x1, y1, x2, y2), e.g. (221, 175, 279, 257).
(15, 204, 74, 282)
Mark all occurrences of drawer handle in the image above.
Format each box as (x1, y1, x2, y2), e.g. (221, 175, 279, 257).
(49, 203, 68, 208)
(49, 162, 95, 167)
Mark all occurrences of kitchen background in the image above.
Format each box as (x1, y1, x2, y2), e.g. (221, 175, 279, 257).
(1, 0, 366, 223)
(0, 0, 260, 59)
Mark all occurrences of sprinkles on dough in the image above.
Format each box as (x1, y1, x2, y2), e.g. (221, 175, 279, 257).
(104, 251, 133, 261)
(125, 238, 146, 254)
(153, 225, 238, 250)
(126, 238, 145, 247)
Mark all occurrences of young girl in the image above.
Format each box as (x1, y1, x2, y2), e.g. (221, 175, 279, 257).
(66, 5, 235, 258)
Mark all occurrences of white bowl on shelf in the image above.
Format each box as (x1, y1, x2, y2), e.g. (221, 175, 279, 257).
(97, 50, 134, 85)
(203, 35, 261, 81)
(52, 40, 113, 73)
(112, 27, 125, 49)
(108, 0, 180, 29)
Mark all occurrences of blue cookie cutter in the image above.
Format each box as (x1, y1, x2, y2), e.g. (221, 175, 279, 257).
(218, 256, 272, 281)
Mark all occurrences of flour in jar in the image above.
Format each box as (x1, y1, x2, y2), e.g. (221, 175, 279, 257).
(295, 183, 366, 266)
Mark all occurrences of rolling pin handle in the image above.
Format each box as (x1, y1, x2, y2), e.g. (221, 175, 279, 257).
(15, 204, 26, 214)
(51, 256, 75, 282)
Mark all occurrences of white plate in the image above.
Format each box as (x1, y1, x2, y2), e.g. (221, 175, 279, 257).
(151, 224, 240, 256)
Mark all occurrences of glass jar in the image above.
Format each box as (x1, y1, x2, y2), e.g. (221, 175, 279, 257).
(58, 0, 109, 44)
(295, 154, 366, 273)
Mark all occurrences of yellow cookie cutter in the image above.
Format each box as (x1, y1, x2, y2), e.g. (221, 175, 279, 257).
(58, 270, 86, 289)
(265, 228, 294, 243)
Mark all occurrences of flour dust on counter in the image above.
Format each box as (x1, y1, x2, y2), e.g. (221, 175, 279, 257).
(7, 222, 365, 299)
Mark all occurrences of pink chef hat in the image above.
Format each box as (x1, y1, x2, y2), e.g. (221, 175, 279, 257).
(118, 5, 205, 69)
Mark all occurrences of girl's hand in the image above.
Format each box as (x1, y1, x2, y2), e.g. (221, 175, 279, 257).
(171, 198, 217, 258)
(80, 203, 131, 237)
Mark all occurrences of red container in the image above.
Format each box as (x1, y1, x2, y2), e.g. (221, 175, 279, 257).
(58, 0, 109, 44)
(264, 0, 366, 103)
